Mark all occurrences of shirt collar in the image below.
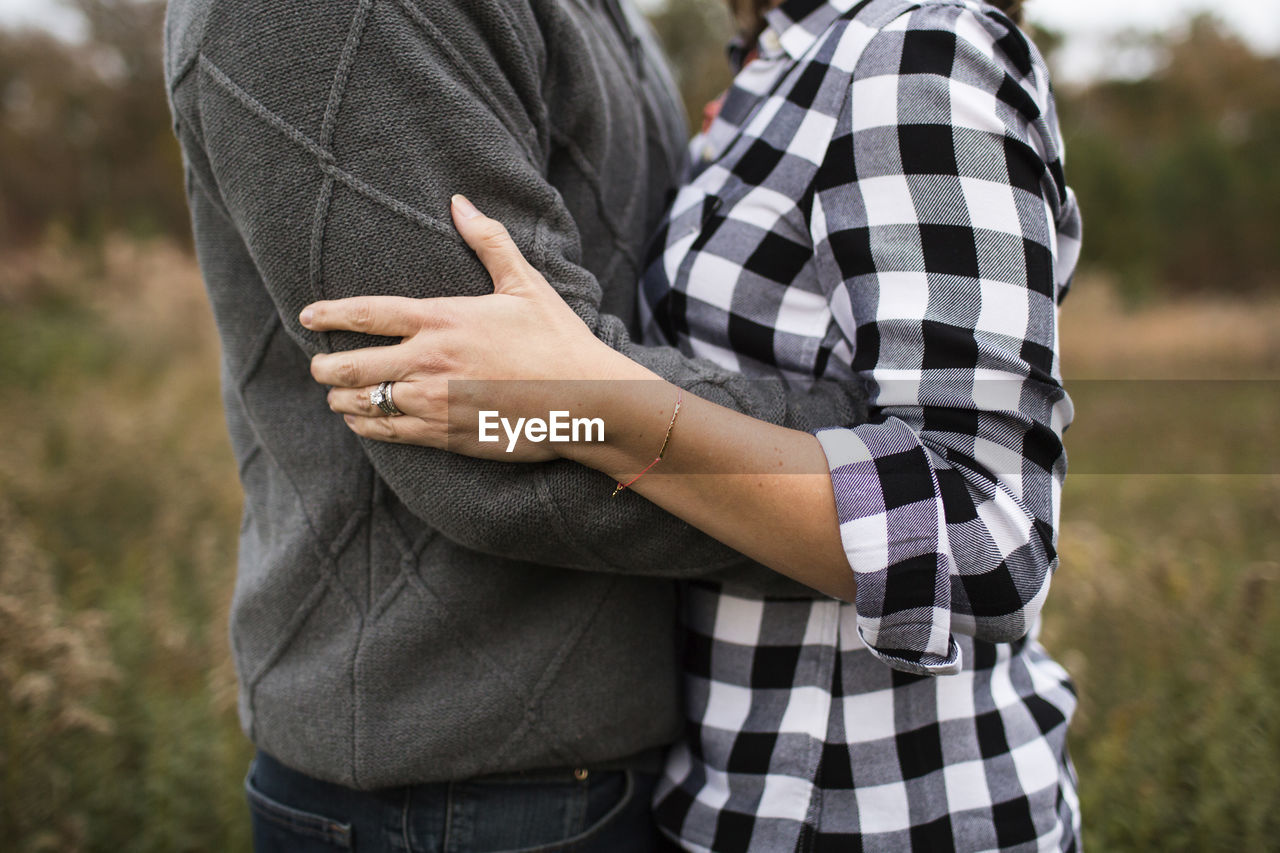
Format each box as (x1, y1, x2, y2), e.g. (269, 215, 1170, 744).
(764, 0, 868, 61)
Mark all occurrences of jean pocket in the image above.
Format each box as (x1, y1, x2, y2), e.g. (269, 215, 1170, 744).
(245, 772, 353, 851)
(548, 770, 641, 850)
(452, 769, 648, 853)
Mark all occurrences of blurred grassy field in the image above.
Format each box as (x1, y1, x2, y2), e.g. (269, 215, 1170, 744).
(0, 239, 250, 851)
(1, 241, 1277, 851)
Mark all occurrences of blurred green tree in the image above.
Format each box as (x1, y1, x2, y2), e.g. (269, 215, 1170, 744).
(0, 0, 185, 246)
(1059, 14, 1280, 297)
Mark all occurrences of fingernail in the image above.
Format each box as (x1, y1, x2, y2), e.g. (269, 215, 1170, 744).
(300, 307, 314, 326)
(452, 194, 480, 219)
(344, 414, 355, 425)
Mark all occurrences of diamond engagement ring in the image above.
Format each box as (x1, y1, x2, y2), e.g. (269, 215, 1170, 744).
(370, 381, 403, 416)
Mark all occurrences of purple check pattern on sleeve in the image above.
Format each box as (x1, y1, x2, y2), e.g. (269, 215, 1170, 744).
(639, 0, 1082, 849)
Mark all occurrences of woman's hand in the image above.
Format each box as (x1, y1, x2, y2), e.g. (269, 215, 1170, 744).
(301, 194, 646, 461)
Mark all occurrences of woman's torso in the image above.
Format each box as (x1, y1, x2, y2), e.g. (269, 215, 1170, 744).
(638, 0, 1082, 849)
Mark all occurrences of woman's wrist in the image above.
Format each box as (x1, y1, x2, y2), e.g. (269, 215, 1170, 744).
(554, 353, 680, 479)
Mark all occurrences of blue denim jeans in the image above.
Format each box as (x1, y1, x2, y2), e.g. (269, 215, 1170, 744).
(246, 752, 662, 852)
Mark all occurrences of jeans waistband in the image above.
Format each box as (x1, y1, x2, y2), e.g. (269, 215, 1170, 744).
(254, 746, 664, 794)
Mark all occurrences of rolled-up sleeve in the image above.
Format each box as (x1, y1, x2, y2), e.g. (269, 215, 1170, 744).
(810, 3, 1082, 675)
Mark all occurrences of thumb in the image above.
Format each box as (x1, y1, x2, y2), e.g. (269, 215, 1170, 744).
(451, 194, 537, 293)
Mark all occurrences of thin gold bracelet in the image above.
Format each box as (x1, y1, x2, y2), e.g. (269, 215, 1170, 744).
(611, 388, 683, 498)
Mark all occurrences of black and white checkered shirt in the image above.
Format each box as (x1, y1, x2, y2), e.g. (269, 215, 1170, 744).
(639, 0, 1083, 849)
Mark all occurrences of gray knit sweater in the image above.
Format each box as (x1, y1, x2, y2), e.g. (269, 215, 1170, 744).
(164, 0, 867, 788)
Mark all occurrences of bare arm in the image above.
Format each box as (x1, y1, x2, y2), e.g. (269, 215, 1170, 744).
(560, 364, 859, 603)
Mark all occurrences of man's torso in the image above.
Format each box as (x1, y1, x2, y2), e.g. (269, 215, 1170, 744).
(164, 0, 690, 788)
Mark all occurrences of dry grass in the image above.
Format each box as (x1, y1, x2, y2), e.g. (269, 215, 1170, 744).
(0, 247, 1276, 850)
(0, 238, 248, 852)
(1049, 275, 1280, 850)
(1061, 275, 1280, 379)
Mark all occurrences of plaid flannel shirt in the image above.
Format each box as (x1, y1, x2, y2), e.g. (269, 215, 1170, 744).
(639, 0, 1082, 849)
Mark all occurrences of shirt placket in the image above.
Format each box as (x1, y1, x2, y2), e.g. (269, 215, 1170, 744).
(788, 600, 842, 829)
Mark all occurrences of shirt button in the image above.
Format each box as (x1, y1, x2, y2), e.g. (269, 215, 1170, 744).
(760, 29, 782, 55)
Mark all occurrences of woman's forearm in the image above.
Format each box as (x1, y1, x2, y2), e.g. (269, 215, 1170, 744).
(565, 354, 857, 602)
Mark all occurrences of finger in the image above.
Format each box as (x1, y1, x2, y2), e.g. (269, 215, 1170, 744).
(450, 194, 537, 292)
(311, 346, 416, 388)
(300, 296, 423, 337)
(326, 385, 388, 418)
(343, 414, 412, 444)
(343, 414, 438, 447)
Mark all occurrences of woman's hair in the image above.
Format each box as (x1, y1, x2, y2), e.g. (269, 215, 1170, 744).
(728, 0, 1024, 41)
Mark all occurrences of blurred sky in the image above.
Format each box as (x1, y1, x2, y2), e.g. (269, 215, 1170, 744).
(2, 0, 1278, 84)
(1024, 0, 1280, 83)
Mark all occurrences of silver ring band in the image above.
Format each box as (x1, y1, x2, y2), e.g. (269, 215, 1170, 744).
(370, 381, 403, 416)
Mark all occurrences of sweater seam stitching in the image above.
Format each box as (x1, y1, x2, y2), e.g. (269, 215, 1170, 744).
(196, 53, 465, 246)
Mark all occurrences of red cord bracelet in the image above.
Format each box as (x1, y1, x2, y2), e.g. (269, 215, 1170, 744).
(611, 388, 683, 498)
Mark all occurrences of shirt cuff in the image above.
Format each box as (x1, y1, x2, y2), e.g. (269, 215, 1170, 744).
(814, 424, 962, 676)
